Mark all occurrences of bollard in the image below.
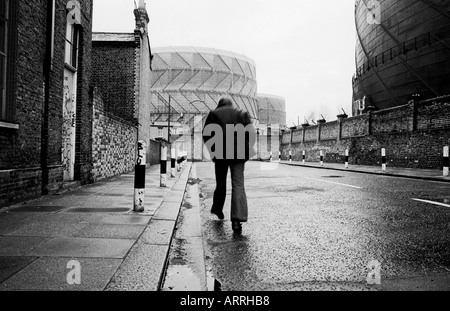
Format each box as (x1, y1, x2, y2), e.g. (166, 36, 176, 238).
(160, 143, 167, 187)
(382, 148, 387, 172)
(345, 149, 349, 169)
(289, 150, 292, 162)
(279, 151, 282, 162)
(320, 150, 324, 166)
(270, 151, 273, 162)
(181, 152, 186, 167)
(171, 145, 176, 178)
(176, 145, 181, 172)
(444, 146, 449, 177)
(134, 140, 146, 212)
(302, 150, 306, 164)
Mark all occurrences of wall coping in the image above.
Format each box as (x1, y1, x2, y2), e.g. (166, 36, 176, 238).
(420, 94, 450, 103)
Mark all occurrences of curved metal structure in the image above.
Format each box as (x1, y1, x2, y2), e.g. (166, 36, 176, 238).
(257, 94, 286, 126)
(352, 0, 450, 115)
(150, 46, 258, 122)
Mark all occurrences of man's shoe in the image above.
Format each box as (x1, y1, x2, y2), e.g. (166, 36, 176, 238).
(211, 209, 224, 220)
(232, 221, 242, 233)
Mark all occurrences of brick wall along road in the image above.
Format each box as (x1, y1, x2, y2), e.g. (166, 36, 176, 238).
(281, 96, 450, 169)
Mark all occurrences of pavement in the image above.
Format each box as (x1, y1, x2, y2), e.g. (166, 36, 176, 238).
(0, 162, 192, 291)
(0, 159, 448, 292)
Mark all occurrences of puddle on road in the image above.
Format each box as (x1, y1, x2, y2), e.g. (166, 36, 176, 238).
(188, 178, 202, 185)
(182, 201, 193, 210)
(162, 265, 203, 291)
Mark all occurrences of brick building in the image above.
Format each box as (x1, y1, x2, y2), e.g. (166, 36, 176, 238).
(92, 1, 153, 170)
(0, 0, 94, 208)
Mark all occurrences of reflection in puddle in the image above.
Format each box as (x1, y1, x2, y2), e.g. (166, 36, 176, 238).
(163, 265, 202, 291)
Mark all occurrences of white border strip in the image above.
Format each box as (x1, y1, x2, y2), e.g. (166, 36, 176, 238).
(412, 198, 450, 208)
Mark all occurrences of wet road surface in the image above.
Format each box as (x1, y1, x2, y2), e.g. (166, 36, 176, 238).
(167, 161, 450, 291)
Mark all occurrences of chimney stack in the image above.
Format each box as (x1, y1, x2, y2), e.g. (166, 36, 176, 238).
(134, 0, 149, 34)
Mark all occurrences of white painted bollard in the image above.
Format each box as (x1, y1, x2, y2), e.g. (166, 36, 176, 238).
(176, 145, 181, 172)
(171, 146, 176, 178)
(382, 148, 387, 172)
(134, 140, 146, 212)
(289, 150, 292, 162)
(302, 151, 306, 164)
(320, 150, 324, 166)
(160, 144, 167, 187)
(182, 151, 187, 167)
(270, 151, 273, 162)
(345, 149, 349, 169)
(279, 151, 282, 162)
(444, 146, 449, 177)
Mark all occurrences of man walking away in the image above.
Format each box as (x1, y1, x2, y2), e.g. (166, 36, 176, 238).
(202, 97, 256, 233)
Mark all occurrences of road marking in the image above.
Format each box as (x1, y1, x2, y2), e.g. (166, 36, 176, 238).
(306, 177, 363, 189)
(412, 198, 450, 208)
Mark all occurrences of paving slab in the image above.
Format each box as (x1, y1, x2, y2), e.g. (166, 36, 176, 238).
(1, 257, 122, 291)
(28, 237, 135, 259)
(0, 213, 49, 235)
(0, 237, 50, 256)
(71, 224, 146, 240)
(0, 257, 38, 284)
(162, 190, 186, 203)
(81, 215, 151, 226)
(105, 243, 168, 291)
(6, 206, 67, 213)
(4, 220, 88, 238)
(153, 202, 183, 221)
(64, 207, 131, 213)
(140, 220, 176, 245)
(172, 183, 189, 192)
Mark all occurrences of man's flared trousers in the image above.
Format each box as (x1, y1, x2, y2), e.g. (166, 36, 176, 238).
(211, 160, 248, 222)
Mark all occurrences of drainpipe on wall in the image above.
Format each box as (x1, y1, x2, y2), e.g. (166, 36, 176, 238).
(41, 0, 55, 195)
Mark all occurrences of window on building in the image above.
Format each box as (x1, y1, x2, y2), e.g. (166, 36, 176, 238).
(0, 0, 17, 124)
(65, 22, 79, 69)
(0, 0, 8, 120)
(158, 127, 164, 138)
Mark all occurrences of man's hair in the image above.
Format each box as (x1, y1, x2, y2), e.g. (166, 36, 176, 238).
(218, 97, 233, 107)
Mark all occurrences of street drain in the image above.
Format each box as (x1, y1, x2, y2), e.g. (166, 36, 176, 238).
(322, 176, 344, 178)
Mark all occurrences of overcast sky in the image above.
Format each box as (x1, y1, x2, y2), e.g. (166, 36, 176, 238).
(93, 0, 357, 126)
